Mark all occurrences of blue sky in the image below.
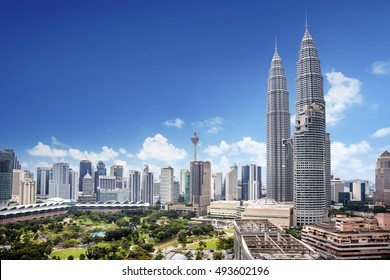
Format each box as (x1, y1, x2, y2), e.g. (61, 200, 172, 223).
(1, 0, 389, 184)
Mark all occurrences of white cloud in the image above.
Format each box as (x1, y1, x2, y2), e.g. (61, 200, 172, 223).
(331, 140, 372, 180)
(371, 60, 390, 75)
(163, 118, 185, 128)
(211, 156, 231, 173)
(137, 134, 187, 162)
(192, 116, 225, 134)
(324, 71, 363, 125)
(27, 142, 68, 157)
(21, 162, 29, 168)
(51, 136, 69, 147)
(372, 127, 390, 138)
(204, 140, 238, 157)
(68, 146, 119, 163)
(204, 137, 266, 167)
(119, 148, 127, 154)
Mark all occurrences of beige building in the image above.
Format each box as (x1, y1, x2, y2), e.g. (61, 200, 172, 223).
(301, 214, 390, 259)
(374, 151, 390, 207)
(331, 178, 345, 202)
(233, 219, 319, 260)
(12, 170, 36, 205)
(207, 198, 293, 228)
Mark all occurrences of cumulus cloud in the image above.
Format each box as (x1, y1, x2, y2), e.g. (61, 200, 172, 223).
(27, 142, 68, 157)
(68, 146, 119, 162)
(325, 71, 363, 125)
(119, 148, 127, 154)
(192, 117, 225, 134)
(28, 142, 119, 164)
(204, 137, 266, 167)
(331, 140, 372, 180)
(371, 60, 390, 75)
(372, 127, 390, 138)
(137, 134, 187, 162)
(163, 118, 185, 128)
(51, 136, 69, 147)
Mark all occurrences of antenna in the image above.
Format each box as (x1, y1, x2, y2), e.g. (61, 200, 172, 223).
(305, 10, 308, 29)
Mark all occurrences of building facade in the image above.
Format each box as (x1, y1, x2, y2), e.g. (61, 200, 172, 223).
(0, 150, 13, 209)
(266, 46, 293, 203)
(129, 170, 141, 202)
(142, 165, 154, 204)
(110, 165, 124, 189)
(374, 151, 390, 207)
(37, 167, 51, 196)
(190, 161, 211, 216)
(79, 160, 92, 192)
(225, 164, 238, 200)
(293, 25, 331, 226)
(94, 161, 106, 193)
(160, 166, 174, 204)
(49, 163, 70, 199)
(213, 172, 223, 201)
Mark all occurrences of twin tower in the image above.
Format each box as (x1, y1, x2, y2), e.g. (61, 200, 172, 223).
(266, 24, 331, 226)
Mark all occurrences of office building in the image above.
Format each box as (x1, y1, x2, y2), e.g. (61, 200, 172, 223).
(213, 172, 223, 201)
(79, 160, 92, 192)
(69, 169, 79, 201)
(293, 24, 331, 226)
(0, 151, 14, 209)
(4, 149, 21, 170)
(160, 166, 175, 204)
(225, 164, 238, 200)
(37, 167, 51, 196)
(49, 163, 70, 199)
(12, 170, 36, 205)
(190, 161, 211, 216)
(129, 170, 141, 202)
(301, 214, 390, 259)
(266, 44, 293, 203)
(82, 172, 94, 195)
(374, 151, 390, 207)
(94, 161, 106, 193)
(110, 165, 124, 189)
(142, 165, 154, 204)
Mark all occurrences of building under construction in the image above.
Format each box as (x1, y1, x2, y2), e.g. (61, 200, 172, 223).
(233, 219, 320, 260)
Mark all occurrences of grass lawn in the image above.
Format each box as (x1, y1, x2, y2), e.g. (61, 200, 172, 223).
(187, 239, 217, 249)
(51, 248, 86, 259)
(226, 228, 234, 234)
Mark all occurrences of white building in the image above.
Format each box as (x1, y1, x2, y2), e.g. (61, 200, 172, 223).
(129, 170, 141, 202)
(212, 172, 223, 201)
(225, 164, 238, 200)
(160, 166, 174, 204)
(49, 163, 70, 199)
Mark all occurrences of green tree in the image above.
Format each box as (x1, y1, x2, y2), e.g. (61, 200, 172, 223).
(212, 250, 224, 260)
(67, 255, 74, 260)
(195, 248, 204, 260)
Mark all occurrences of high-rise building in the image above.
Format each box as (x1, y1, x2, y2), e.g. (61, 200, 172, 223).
(213, 172, 223, 201)
(12, 170, 36, 205)
(293, 24, 331, 226)
(0, 150, 13, 209)
(142, 165, 154, 204)
(160, 166, 174, 204)
(129, 170, 141, 202)
(374, 151, 390, 207)
(249, 164, 262, 200)
(347, 181, 366, 204)
(173, 181, 180, 203)
(331, 177, 345, 203)
(241, 165, 250, 201)
(4, 149, 21, 170)
(79, 160, 92, 192)
(110, 165, 124, 189)
(82, 172, 94, 195)
(49, 163, 70, 199)
(98, 175, 116, 190)
(190, 161, 211, 216)
(69, 169, 79, 200)
(225, 164, 238, 200)
(37, 167, 51, 196)
(94, 161, 106, 193)
(266, 44, 293, 203)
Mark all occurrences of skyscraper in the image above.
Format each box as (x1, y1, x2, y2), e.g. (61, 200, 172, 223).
(82, 172, 94, 195)
(142, 164, 154, 204)
(129, 170, 141, 202)
(293, 24, 331, 226)
(37, 167, 51, 196)
(225, 164, 238, 200)
(110, 165, 124, 189)
(0, 150, 13, 209)
(49, 162, 70, 199)
(94, 161, 106, 193)
(266, 43, 293, 203)
(4, 149, 21, 170)
(69, 169, 79, 200)
(212, 172, 223, 201)
(190, 160, 211, 216)
(160, 166, 174, 204)
(373, 151, 390, 207)
(79, 160, 92, 192)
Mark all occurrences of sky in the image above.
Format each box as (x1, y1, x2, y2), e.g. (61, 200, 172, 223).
(1, 0, 389, 184)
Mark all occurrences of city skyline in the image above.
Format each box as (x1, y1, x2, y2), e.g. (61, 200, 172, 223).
(1, 1, 390, 183)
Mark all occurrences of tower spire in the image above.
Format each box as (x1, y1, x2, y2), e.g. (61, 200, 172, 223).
(275, 36, 277, 51)
(305, 10, 308, 29)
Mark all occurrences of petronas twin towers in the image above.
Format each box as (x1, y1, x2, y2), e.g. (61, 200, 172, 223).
(266, 24, 331, 226)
